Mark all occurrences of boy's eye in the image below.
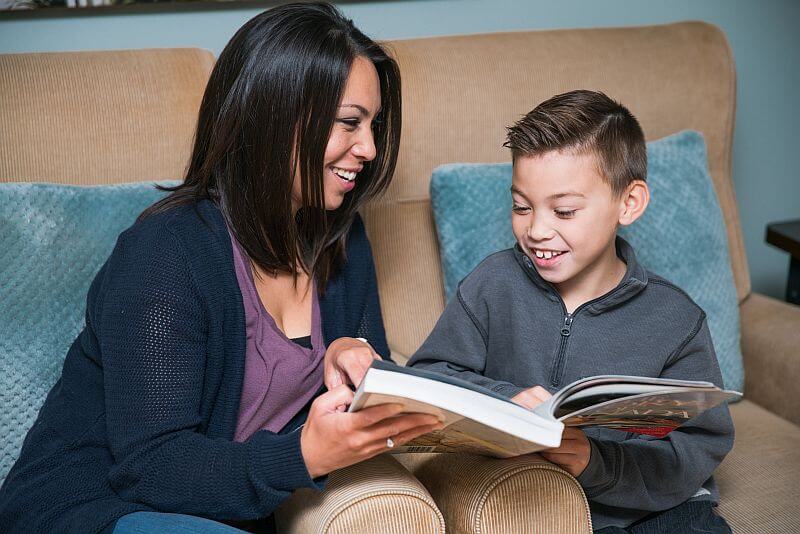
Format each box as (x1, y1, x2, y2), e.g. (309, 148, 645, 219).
(555, 209, 577, 218)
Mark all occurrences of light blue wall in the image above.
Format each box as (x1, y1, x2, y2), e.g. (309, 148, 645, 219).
(2, 0, 798, 299)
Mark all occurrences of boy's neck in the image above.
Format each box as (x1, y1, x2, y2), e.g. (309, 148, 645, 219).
(555, 246, 628, 314)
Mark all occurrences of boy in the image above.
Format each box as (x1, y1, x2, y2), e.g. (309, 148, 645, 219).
(408, 90, 734, 533)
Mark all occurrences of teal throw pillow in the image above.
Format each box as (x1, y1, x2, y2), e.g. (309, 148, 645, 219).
(0, 181, 177, 483)
(429, 131, 743, 392)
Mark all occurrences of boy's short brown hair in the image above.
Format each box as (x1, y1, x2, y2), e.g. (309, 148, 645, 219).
(505, 90, 647, 196)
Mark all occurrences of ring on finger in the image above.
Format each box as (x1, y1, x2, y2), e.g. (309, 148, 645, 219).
(386, 437, 395, 449)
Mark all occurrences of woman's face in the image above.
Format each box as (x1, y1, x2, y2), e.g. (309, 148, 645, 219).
(292, 56, 382, 211)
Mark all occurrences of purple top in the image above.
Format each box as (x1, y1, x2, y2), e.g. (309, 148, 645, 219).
(227, 228, 325, 443)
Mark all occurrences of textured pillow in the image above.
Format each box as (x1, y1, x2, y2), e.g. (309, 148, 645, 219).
(430, 131, 743, 392)
(0, 181, 177, 482)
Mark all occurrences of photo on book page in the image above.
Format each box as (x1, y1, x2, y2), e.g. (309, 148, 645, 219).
(558, 389, 737, 438)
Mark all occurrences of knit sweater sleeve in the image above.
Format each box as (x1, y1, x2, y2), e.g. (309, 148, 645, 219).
(407, 279, 526, 399)
(96, 221, 319, 520)
(575, 315, 735, 511)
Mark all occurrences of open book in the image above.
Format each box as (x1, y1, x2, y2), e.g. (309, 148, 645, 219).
(349, 360, 740, 458)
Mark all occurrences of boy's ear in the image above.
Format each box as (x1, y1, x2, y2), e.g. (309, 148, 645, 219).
(618, 180, 649, 227)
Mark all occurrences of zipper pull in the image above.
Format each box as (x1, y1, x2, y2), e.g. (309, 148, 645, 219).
(560, 314, 573, 336)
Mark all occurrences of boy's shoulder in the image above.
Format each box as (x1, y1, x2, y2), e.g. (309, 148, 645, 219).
(633, 270, 706, 329)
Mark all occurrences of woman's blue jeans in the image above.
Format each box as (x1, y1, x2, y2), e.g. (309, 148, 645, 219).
(113, 512, 249, 533)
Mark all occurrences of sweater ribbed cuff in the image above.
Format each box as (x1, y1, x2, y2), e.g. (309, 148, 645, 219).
(576, 437, 616, 496)
(247, 429, 326, 493)
(491, 382, 527, 399)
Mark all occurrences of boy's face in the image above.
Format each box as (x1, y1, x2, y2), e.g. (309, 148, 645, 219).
(511, 150, 629, 295)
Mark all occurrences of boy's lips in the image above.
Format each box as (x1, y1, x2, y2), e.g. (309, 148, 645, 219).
(529, 248, 568, 269)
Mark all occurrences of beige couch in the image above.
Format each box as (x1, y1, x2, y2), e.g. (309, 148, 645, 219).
(2, 21, 799, 534)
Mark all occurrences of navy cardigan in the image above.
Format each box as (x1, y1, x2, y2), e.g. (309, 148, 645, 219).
(0, 200, 390, 533)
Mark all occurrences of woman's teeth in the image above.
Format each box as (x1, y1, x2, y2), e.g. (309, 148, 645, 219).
(332, 167, 357, 182)
(534, 249, 565, 260)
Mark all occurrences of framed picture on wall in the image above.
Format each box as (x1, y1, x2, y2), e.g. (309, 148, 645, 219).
(0, 0, 292, 14)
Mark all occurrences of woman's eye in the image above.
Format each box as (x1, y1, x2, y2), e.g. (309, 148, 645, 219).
(337, 118, 360, 131)
(555, 209, 577, 218)
(512, 205, 530, 214)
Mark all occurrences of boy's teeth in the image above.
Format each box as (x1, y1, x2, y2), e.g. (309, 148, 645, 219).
(534, 249, 563, 260)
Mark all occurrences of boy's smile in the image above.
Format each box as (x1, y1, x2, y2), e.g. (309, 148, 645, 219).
(511, 149, 640, 309)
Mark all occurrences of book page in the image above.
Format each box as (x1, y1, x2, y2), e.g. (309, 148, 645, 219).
(559, 389, 738, 437)
(396, 417, 550, 457)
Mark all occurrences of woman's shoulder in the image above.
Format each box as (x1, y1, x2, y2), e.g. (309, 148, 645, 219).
(117, 199, 225, 256)
(105, 199, 230, 287)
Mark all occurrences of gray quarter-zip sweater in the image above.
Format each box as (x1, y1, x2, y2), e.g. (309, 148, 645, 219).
(408, 237, 734, 530)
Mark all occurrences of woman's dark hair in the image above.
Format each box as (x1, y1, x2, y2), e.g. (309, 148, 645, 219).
(141, 2, 401, 292)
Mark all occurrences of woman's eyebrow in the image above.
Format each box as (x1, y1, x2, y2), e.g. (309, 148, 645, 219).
(339, 103, 382, 117)
(339, 104, 369, 116)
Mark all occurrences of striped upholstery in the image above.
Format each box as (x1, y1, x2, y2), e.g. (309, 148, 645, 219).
(0, 49, 213, 185)
(275, 454, 445, 533)
(716, 400, 800, 533)
(400, 453, 591, 534)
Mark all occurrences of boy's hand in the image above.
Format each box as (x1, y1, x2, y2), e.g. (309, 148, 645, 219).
(512, 385, 552, 409)
(540, 427, 591, 477)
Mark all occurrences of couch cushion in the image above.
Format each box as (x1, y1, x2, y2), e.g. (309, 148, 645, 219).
(0, 49, 213, 186)
(0, 181, 176, 482)
(429, 131, 743, 392)
(716, 400, 800, 533)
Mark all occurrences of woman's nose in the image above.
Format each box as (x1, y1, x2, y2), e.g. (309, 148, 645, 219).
(352, 127, 377, 161)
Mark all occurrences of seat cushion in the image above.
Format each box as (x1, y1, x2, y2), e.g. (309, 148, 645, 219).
(429, 130, 743, 392)
(0, 181, 175, 482)
(716, 399, 800, 533)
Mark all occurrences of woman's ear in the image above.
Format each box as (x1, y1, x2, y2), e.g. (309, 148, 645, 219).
(618, 180, 650, 227)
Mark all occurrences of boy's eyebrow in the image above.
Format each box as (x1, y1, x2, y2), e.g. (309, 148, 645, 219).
(547, 191, 586, 200)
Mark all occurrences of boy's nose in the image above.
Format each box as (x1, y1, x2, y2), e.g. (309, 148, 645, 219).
(527, 221, 553, 241)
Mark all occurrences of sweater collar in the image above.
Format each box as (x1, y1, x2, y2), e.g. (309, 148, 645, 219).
(513, 236, 648, 315)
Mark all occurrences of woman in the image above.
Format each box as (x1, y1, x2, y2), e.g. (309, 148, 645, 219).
(0, 3, 441, 533)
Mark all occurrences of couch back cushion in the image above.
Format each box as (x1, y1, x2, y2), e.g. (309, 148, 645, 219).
(429, 131, 743, 392)
(0, 48, 213, 186)
(0, 182, 175, 482)
(368, 22, 745, 358)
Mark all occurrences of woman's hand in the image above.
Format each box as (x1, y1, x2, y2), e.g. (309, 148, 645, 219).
(324, 337, 380, 390)
(300, 385, 443, 478)
(511, 385, 552, 410)
(540, 427, 591, 477)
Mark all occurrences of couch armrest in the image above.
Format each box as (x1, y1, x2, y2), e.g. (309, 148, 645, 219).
(274, 454, 445, 534)
(397, 453, 591, 534)
(740, 292, 800, 425)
